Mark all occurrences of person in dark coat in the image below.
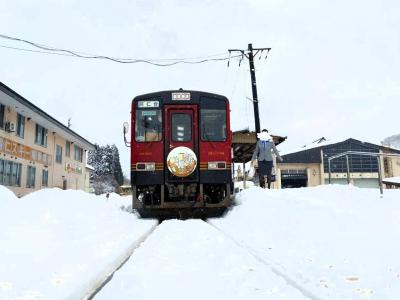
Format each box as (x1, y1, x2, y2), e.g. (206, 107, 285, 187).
(252, 129, 283, 189)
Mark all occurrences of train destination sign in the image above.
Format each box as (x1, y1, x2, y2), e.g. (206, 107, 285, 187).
(172, 92, 191, 101)
(138, 100, 159, 108)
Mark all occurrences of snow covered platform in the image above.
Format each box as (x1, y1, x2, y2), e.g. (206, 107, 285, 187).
(1, 185, 399, 300)
(0, 187, 157, 300)
(211, 185, 400, 300)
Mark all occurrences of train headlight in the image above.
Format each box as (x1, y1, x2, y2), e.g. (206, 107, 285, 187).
(208, 162, 226, 170)
(136, 162, 156, 171)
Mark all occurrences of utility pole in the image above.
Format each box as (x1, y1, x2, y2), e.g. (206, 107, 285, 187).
(228, 44, 271, 134)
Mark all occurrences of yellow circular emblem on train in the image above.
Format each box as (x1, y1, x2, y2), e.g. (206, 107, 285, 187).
(167, 146, 197, 177)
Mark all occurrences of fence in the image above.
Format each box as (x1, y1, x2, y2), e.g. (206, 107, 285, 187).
(327, 151, 400, 195)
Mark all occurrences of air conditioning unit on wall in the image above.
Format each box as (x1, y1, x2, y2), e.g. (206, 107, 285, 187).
(5, 122, 16, 132)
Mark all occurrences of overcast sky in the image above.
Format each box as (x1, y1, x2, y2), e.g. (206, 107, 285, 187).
(1, 0, 399, 176)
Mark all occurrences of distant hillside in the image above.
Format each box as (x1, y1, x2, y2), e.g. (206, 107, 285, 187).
(382, 134, 400, 149)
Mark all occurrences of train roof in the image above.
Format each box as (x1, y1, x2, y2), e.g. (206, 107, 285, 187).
(132, 90, 229, 103)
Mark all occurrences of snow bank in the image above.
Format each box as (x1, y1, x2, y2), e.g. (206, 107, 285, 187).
(211, 185, 400, 300)
(0, 187, 156, 300)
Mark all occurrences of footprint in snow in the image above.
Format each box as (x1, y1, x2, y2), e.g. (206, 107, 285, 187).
(0, 281, 12, 290)
(51, 277, 64, 286)
(353, 288, 374, 298)
(318, 279, 333, 288)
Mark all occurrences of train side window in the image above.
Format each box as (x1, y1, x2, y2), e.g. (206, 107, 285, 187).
(201, 109, 227, 142)
(135, 109, 162, 142)
(171, 113, 192, 142)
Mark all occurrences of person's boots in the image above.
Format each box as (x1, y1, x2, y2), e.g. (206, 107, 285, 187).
(259, 175, 265, 188)
(267, 175, 272, 189)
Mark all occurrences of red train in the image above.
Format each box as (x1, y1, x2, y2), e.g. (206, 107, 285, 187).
(123, 90, 233, 218)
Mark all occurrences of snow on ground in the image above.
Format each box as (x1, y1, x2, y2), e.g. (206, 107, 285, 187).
(2, 184, 400, 300)
(0, 187, 157, 300)
(95, 219, 308, 300)
(105, 192, 133, 212)
(234, 180, 255, 192)
(211, 185, 400, 300)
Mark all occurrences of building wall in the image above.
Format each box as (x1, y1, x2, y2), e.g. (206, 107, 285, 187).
(277, 152, 400, 189)
(391, 156, 400, 177)
(0, 103, 88, 197)
(84, 168, 92, 192)
(276, 163, 323, 188)
(380, 149, 400, 188)
(277, 162, 383, 189)
(51, 134, 87, 191)
(381, 150, 400, 177)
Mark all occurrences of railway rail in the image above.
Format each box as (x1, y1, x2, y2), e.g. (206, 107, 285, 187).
(84, 222, 159, 300)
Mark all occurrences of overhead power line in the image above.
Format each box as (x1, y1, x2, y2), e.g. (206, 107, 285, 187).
(0, 33, 240, 66)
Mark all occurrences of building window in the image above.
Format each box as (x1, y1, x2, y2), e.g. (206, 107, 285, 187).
(12, 162, 22, 187)
(35, 124, 48, 147)
(26, 166, 36, 188)
(74, 145, 83, 162)
(55, 145, 63, 164)
(66, 141, 71, 157)
(0, 160, 21, 187)
(0, 160, 3, 184)
(16, 113, 25, 138)
(323, 141, 379, 173)
(42, 169, 49, 187)
(0, 103, 5, 129)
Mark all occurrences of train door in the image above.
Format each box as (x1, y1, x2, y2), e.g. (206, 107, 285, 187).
(164, 105, 198, 181)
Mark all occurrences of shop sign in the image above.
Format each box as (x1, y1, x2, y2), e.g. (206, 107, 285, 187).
(0, 137, 51, 166)
(65, 163, 83, 174)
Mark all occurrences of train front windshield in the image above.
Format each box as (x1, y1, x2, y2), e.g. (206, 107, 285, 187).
(200, 109, 227, 141)
(135, 109, 162, 142)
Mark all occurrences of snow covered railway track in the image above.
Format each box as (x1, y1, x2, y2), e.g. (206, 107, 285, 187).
(207, 221, 322, 300)
(83, 223, 159, 300)
(92, 219, 313, 299)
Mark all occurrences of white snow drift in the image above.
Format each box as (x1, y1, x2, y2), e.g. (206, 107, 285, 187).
(0, 187, 157, 300)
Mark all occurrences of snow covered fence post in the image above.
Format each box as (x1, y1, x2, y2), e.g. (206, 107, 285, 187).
(328, 159, 331, 184)
(243, 162, 246, 189)
(346, 155, 350, 184)
(377, 156, 383, 195)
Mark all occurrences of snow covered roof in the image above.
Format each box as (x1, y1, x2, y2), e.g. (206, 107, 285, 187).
(282, 137, 400, 156)
(382, 176, 400, 185)
(281, 137, 349, 156)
